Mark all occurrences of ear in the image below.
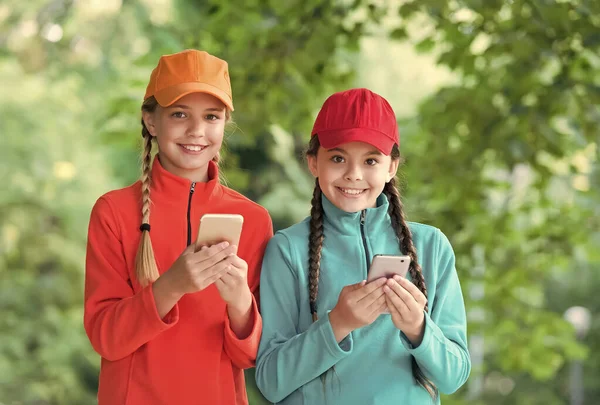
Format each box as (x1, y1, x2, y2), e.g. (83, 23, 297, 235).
(386, 158, 400, 183)
(307, 155, 319, 178)
(142, 111, 157, 137)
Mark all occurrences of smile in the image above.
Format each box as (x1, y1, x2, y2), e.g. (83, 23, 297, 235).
(180, 144, 208, 152)
(337, 187, 367, 196)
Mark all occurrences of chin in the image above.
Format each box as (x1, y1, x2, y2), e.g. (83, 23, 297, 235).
(176, 155, 213, 169)
(330, 197, 375, 213)
(182, 160, 211, 170)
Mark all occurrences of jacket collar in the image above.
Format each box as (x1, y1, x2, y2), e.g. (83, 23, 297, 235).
(150, 155, 221, 203)
(321, 192, 392, 236)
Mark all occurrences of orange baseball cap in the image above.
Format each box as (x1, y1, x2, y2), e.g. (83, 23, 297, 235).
(144, 49, 234, 111)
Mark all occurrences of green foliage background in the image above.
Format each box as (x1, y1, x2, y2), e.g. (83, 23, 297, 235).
(0, 0, 598, 404)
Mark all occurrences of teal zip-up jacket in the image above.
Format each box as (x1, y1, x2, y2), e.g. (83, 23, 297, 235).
(256, 194, 470, 404)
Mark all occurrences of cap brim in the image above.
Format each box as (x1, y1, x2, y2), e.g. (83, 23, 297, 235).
(316, 128, 395, 155)
(153, 82, 234, 111)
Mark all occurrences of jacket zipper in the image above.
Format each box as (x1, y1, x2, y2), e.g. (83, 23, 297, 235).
(186, 182, 196, 246)
(360, 209, 370, 273)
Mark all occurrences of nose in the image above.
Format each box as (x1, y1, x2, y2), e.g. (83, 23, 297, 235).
(186, 116, 205, 137)
(344, 163, 363, 182)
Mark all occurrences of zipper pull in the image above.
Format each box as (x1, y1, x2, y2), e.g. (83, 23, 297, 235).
(360, 209, 366, 225)
(190, 182, 196, 194)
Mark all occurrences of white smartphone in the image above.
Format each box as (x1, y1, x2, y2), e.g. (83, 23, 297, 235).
(366, 254, 411, 282)
(195, 214, 244, 252)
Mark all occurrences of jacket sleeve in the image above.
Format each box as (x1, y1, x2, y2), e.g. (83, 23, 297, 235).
(399, 229, 471, 394)
(83, 196, 179, 362)
(255, 233, 353, 404)
(223, 211, 273, 369)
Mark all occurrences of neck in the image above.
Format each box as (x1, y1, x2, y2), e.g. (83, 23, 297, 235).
(157, 155, 210, 183)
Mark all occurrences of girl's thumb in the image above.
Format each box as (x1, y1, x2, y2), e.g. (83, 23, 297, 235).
(183, 243, 198, 255)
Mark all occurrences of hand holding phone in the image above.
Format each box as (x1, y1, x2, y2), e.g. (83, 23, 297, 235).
(328, 278, 388, 342)
(194, 214, 252, 314)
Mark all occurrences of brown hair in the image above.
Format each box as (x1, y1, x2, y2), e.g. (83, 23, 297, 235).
(305, 136, 437, 399)
(135, 96, 230, 286)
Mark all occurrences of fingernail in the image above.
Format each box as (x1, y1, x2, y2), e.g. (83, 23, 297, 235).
(394, 275, 402, 282)
(219, 242, 229, 248)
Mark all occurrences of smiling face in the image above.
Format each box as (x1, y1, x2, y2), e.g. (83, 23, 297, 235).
(142, 92, 227, 182)
(307, 140, 399, 213)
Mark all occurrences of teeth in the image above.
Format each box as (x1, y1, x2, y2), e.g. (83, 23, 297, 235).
(339, 188, 364, 195)
(182, 145, 206, 152)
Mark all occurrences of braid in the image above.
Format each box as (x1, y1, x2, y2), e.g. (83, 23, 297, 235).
(384, 177, 438, 399)
(308, 178, 325, 322)
(140, 130, 153, 225)
(306, 140, 340, 393)
(384, 179, 429, 305)
(135, 98, 160, 286)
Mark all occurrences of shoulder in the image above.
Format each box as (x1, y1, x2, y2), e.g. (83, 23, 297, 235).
(96, 181, 141, 208)
(408, 221, 455, 258)
(91, 182, 141, 219)
(408, 222, 457, 292)
(219, 185, 271, 222)
(263, 217, 311, 265)
(276, 217, 311, 241)
(88, 182, 142, 240)
(407, 221, 439, 242)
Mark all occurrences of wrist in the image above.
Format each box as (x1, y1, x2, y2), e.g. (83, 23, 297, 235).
(404, 319, 426, 347)
(227, 288, 253, 316)
(328, 308, 352, 343)
(155, 270, 185, 300)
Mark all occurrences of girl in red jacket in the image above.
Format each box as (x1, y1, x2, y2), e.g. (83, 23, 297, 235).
(84, 49, 273, 405)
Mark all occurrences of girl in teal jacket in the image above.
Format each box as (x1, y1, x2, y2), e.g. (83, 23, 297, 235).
(256, 88, 470, 404)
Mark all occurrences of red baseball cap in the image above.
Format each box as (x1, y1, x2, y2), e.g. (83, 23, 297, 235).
(311, 88, 399, 155)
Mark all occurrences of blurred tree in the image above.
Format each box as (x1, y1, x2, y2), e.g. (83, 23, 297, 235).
(0, 57, 113, 403)
(389, 0, 600, 402)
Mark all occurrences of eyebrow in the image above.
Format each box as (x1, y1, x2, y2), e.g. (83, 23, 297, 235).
(169, 105, 225, 112)
(327, 147, 382, 156)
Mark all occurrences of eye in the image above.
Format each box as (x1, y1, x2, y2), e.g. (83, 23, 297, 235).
(171, 111, 187, 118)
(205, 114, 220, 121)
(365, 158, 378, 166)
(331, 155, 345, 163)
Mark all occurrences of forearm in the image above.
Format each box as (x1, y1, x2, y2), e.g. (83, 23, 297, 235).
(226, 290, 254, 338)
(152, 271, 184, 319)
(328, 308, 354, 343)
(256, 314, 352, 403)
(402, 313, 471, 394)
(403, 318, 426, 347)
(85, 284, 179, 361)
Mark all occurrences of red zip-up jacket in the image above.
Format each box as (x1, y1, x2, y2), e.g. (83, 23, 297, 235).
(84, 156, 273, 405)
